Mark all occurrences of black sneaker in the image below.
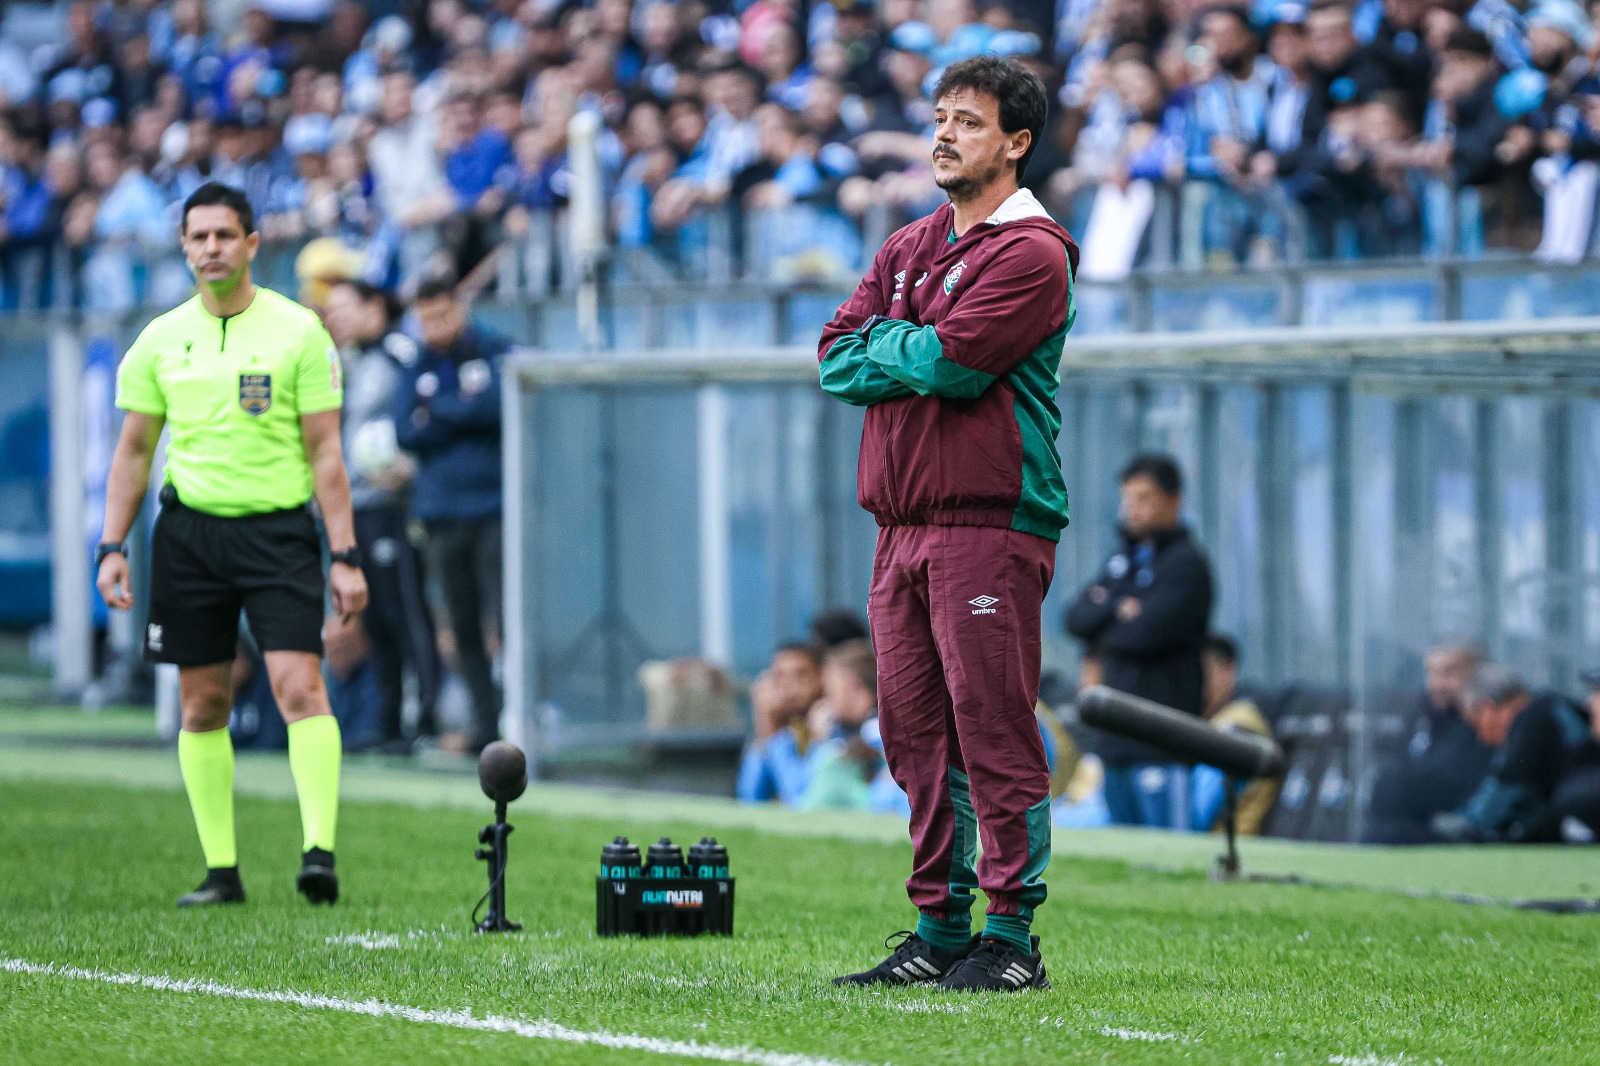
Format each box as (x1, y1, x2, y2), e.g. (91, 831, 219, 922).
(177, 868, 246, 908)
(832, 930, 978, 987)
(296, 848, 339, 905)
(937, 935, 1050, 992)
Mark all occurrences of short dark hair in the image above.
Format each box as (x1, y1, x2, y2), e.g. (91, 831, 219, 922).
(809, 607, 870, 652)
(1204, 633, 1238, 665)
(1443, 27, 1492, 57)
(1119, 453, 1183, 496)
(931, 55, 1049, 183)
(330, 278, 401, 324)
(773, 641, 820, 667)
(1199, 4, 1254, 32)
(182, 181, 255, 235)
(413, 272, 459, 303)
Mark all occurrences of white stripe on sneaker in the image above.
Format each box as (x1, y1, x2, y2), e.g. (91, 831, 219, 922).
(908, 958, 937, 978)
(891, 965, 910, 981)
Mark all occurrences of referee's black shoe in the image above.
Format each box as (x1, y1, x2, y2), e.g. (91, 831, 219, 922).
(177, 867, 246, 908)
(936, 935, 1050, 992)
(832, 930, 978, 987)
(296, 848, 339, 905)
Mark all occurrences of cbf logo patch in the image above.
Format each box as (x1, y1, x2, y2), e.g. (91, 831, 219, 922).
(943, 260, 967, 294)
(239, 374, 272, 415)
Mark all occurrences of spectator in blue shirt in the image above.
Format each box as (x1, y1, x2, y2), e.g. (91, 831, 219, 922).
(796, 639, 903, 812)
(737, 642, 825, 805)
(1184, 6, 1287, 264)
(442, 90, 514, 214)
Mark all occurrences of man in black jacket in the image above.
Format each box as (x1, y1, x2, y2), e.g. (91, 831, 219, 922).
(393, 274, 508, 755)
(1362, 643, 1491, 844)
(1065, 454, 1213, 827)
(1432, 665, 1600, 843)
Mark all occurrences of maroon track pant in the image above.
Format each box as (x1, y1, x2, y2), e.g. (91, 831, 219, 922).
(868, 524, 1056, 921)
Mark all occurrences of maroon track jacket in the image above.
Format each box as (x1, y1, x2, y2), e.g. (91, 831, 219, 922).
(817, 190, 1079, 541)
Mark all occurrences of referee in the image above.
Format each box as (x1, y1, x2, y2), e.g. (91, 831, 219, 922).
(95, 182, 368, 908)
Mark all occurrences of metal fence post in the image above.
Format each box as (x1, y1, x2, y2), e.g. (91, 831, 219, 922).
(48, 321, 91, 699)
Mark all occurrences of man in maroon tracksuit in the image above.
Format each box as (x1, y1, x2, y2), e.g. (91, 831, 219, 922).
(819, 55, 1077, 993)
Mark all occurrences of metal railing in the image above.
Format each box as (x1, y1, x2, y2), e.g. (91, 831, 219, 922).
(504, 319, 1600, 840)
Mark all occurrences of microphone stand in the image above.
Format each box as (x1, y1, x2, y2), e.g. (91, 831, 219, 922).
(475, 799, 521, 933)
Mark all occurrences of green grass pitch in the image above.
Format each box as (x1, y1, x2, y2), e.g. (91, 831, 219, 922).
(1, 736, 1598, 1065)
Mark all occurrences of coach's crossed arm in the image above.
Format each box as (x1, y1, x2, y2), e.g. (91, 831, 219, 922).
(817, 248, 913, 407)
(862, 240, 1068, 400)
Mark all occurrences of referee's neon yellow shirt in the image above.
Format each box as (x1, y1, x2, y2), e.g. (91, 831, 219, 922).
(115, 287, 344, 517)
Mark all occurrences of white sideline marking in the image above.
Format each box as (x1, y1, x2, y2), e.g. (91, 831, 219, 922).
(883, 1001, 970, 1014)
(325, 933, 402, 950)
(0, 957, 870, 1066)
(1328, 1056, 1441, 1066)
(1099, 1026, 1187, 1044)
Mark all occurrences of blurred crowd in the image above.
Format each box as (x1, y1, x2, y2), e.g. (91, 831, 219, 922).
(5, 0, 1600, 311)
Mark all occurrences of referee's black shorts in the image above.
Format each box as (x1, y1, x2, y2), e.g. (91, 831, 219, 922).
(145, 486, 325, 666)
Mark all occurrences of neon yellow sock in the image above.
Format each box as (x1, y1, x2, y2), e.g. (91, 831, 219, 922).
(287, 715, 342, 853)
(178, 728, 236, 868)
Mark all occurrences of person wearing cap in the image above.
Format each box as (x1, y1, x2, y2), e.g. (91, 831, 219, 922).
(1431, 665, 1600, 843)
(95, 181, 366, 907)
(1516, 0, 1600, 260)
(1493, 2, 1593, 166)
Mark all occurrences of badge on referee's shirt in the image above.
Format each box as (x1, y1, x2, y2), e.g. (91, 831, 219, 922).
(239, 374, 272, 415)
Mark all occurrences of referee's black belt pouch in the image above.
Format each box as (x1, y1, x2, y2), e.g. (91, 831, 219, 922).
(158, 484, 310, 522)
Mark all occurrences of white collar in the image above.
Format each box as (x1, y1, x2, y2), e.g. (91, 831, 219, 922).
(984, 188, 1051, 226)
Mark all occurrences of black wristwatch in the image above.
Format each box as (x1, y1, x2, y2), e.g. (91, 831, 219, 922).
(858, 314, 891, 339)
(94, 541, 127, 567)
(329, 546, 362, 569)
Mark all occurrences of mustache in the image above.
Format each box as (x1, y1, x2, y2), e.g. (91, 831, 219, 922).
(933, 147, 960, 161)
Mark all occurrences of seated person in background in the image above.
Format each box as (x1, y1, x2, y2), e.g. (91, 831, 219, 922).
(1432, 665, 1600, 843)
(1362, 643, 1492, 844)
(1190, 634, 1279, 835)
(1551, 671, 1600, 843)
(229, 637, 286, 751)
(799, 639, 902, 812)
(736, 642, 823, 805)
(323, 613, 385, 752)
(808, 606, 870, 656)
(1050, 649, 1112, 829)
(229, 619, 383, 753)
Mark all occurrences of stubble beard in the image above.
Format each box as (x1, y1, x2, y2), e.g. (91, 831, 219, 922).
(934, 149, 1007, 205)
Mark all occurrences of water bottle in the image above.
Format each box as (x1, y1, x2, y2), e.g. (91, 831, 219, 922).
(687, 837, 730, 879)
(645, 837, 684, 878)
(601, 836, 642, 879)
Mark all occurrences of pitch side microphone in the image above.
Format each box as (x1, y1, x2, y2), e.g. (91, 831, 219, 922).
(478, 741, 529, 807)
(1078, 685, 1286, 780)
(472, 742, 528, 934)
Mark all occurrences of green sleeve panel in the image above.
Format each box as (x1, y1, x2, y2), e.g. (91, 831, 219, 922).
(819, 333, 915, 407)
(1008, 314, 1073, 540)
(862, 319, 998, 400)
